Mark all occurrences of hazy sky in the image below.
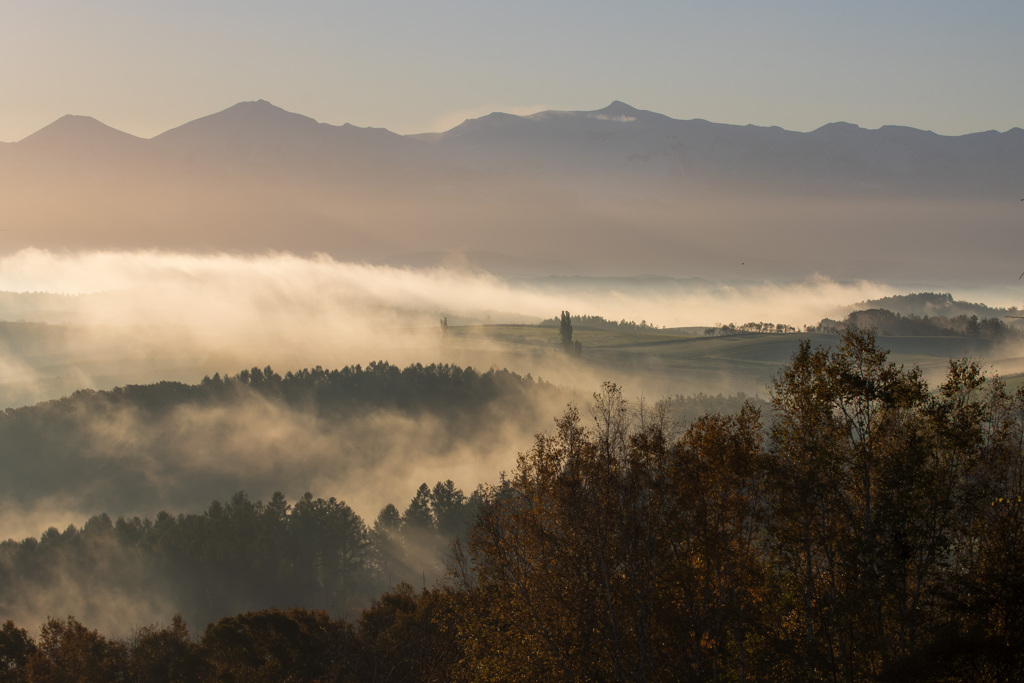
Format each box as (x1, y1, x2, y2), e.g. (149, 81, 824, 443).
(2, 1, 1021, 142)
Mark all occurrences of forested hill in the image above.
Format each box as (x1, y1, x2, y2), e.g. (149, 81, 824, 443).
(0, 361, 767, 643)
(0, 362, 570, 542)
(811, 307, 1022, 340)
(0, 485, 479, 642)
(836, 291, 1018, 320)
(52, 361, 544, 418)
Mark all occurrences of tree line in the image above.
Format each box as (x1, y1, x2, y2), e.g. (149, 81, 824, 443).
(0, 483, 479, 638)
(6, 361, 546, 422)
(809, 308, 1022, 340)
(704, 307, 1024, 340)
(0, 361, 566, 529)
(704, 321, 799, 336)
(0, 595, 458, 682)
(539, 313, 661, 333)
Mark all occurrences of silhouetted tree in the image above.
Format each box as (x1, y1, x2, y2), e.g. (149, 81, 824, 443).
(125, 615, 207, 682)
(403, 484, 434, 531)
(202, 608, 357, 682)
(27, 616, 127, 682)
(559, 310, 574, 354)
(370, 504, 406, 590)
(0, 620, 34, 682)
(356, 584, 461, 682)
(430, 480, 467, 539)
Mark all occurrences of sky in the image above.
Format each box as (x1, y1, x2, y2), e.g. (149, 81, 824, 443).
(2, 1, 1022, 143)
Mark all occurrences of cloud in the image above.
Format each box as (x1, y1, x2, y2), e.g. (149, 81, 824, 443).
(0, 248, 922, 436)
(0, 248, 911, 407)
(586, 113, 636, 122)
(0, 248, 909, 517)
(0, 248, 891, 328)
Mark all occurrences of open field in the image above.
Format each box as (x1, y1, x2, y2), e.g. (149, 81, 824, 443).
(2, 314, 1024, 411)
(453, 324, 1024, 398)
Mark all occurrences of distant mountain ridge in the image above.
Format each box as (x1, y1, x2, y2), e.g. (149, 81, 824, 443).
(5, 99, 1021, 194)
(0, 100, 1021, 283)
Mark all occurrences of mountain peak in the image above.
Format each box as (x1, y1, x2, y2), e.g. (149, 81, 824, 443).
(812, 121, 864, 136)
(593, 101, 642, 118)
(16, 114, 143, 149)
(600, 100, 641, 115)
(585, 101, 655, 123)
(220, 99, 289, 115)
(199, 100, 319, 126)
(153, 99, 327, 146)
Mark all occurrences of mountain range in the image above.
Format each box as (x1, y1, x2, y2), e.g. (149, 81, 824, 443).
(1, 100, 1021, 282)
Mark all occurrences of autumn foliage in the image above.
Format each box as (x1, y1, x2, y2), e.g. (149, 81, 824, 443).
(458, 330, 1024, 680)
(2, 330, 1022, 680)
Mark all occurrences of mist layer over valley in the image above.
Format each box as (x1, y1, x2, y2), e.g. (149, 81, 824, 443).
(1, 249, 1023, 526)
(0, 248, 909, 408)
(0, 249, 886, 526)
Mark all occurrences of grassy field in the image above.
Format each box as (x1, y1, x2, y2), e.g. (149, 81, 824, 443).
(451, 324, 1024, 398)
(2, 316, 1023, 410)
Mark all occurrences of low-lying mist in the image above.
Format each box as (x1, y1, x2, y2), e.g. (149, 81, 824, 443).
(0, 367, 568, 537)
(0, 248, 907, 404)
(2, 249, 1019, 512)
(0, 248, 899, 326)
(1, 247, 1020, 637)
(0, 365, 763, 635)
(2, 248, 1020, 539)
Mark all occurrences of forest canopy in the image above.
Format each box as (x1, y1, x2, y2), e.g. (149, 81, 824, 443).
(0, 362, 568, 539)
(453, 330, 1024, 680)
(0, 332, 1022, 679)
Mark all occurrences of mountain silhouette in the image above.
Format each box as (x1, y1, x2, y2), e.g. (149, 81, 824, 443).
(0, 100, 1021, 283)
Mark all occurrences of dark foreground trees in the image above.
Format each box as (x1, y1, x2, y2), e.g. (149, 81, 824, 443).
(459, 384, 768, 681)
(460, 330, 1024, 681)
(2, 330, 1022, 680)
(0, 484, 481, 640)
